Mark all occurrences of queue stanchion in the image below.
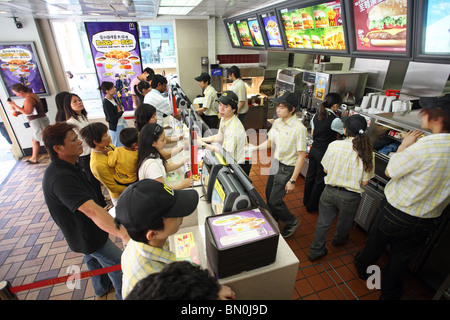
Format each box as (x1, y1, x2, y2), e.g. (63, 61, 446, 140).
(0, 281, 18, 300)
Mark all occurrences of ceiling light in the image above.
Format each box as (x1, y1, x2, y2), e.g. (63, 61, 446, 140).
(158, 7, 195, 15)
(159, 0, 202, 6)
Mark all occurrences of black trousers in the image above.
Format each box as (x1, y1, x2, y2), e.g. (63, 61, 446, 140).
(303, 147, 326, 212)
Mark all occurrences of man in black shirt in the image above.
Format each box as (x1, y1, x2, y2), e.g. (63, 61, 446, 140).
(42, 122, 129, 300)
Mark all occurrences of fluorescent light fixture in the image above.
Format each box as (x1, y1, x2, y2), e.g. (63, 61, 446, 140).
(158, 6, 195, 15)
(159, 0, 202, 6)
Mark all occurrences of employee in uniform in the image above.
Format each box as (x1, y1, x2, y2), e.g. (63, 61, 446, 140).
(303, 92, 344, 213)
(194, 72, 219, 129)
(355, 95, 450, 300)
(227, 65, 248, 125)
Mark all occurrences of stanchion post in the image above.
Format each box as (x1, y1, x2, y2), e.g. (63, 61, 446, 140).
(0, 281, 18, 300)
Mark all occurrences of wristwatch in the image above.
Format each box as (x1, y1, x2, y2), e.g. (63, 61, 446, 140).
(289, 180, 295, 184)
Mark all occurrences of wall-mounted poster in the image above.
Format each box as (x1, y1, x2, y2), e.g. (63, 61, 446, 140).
(0, 42, 49, 97)
(85, 22, 142, 111)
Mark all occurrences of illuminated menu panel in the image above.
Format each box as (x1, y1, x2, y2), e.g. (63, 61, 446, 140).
(236, 20, 254, 47)
(226, 22, 241, 47)
(352, 0, 408, 52)
(423, 0, 450, 54)
(280, 0, 346, 51)
(260, 12, 284, 48)
(246, 17, 265, 47)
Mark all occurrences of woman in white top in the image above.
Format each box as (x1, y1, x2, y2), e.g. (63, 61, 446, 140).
(137, 123, 192, 190)
(64, 93, 107, 207)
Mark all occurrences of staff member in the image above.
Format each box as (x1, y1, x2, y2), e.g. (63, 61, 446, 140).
(227, 65, 248, 125)
(194, 72, 219, 129)
(303, 92, 344, 213)
(355, 95, 450, 300)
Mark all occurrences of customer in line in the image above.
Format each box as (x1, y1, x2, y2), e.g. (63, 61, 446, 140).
(99, 81, 127, 147)
(355, 95, 450, 300)
(303, 92, 344, 213)
(115, 179, 199, 298)
(42, 122, 129, 300)
(55, 91, 69, 122)
(253, 92, 307, 238)
(130, 67, 154, 109)
(308, 114, 374, 262)
(144, 74, 180, 125)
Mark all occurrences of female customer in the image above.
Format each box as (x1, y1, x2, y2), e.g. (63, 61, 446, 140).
(64, 93, 107, 207)
(303, 92, 344, 213)
(80, 122, 127, 206)
(55, 91, 69, 122)
(137, 123, 192, 190)
(7, 83, 50, 164)
(99, 81, 126, 147)
(308, 114, 374, 261)
(134, 80, 151, 107)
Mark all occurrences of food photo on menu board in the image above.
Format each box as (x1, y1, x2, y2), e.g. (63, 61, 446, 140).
(280, 1, 346, 51)
(423, 0, 450, 54)
(85, 22, 142, 111)
(247, 18, 265, 47)
(236, 20, 254, 47)
(227, 22, 241, 47)
(353, 0, 407, 51)
(261, 13, 283, 47)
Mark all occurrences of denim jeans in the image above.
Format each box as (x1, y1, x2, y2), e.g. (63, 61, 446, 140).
(354, 198, 438, 299)
(83, 238, 123, 300)
(265, 159, 296, 226)
(309, 185, 361, 258)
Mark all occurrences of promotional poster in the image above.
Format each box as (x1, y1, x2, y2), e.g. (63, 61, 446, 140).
(85, 22, 142, 111)
(261, 13, 284, 48)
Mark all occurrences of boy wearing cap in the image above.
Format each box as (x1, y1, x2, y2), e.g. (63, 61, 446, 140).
(253, 92, 307, 238)
(355, 95, 450, 300)
(227, 65, 248, 125)
(199, 90, 251, 175)
(194, 72, 219, 129)
(114, 179, 199, 299)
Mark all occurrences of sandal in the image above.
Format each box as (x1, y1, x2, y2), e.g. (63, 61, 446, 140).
(25, 159, 39, 164)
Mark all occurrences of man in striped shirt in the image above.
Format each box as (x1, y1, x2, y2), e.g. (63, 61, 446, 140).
(194, 72, 219, 129)
(355, 94, 450, 300)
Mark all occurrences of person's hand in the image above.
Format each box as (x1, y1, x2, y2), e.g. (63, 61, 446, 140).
(181, 178, 193, 189)
(285, 181, 295, 194)
(397, 130, 422, 153)
(217, 285, 235, 300)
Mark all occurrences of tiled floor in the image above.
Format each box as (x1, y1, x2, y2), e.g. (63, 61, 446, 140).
(0, 130, 435, 300)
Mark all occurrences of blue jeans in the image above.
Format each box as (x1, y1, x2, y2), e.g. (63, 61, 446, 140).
(309, 185, 361, 258)
(83, 238, 123, 300)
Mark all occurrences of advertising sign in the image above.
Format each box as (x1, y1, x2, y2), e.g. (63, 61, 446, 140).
(236, 20, 254, 47)
(423, 0, 450, 54)
(260, 12, 284, 48)
(85, 22, 142, 111)
(226, 22, 241, 47)
(247, 17, 265, 47)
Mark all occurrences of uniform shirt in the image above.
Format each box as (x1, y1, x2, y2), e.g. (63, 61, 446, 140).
(107, 147, 138, 184)
(143, 89, 173, 124)
(230, 78, 248, 114)
(268, 116, 307, 166)
(203, 84, 219, 116)
(219, 115, 246, 164)
(385, 133, 450, 218)
(66, 116, 91, 156)
(321, 138, 375, 194)
(311, 109, 344, 135)
(121, 239, 176, 299)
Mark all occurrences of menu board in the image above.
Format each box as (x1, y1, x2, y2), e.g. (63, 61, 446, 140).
(260, 12, 284, 48)
(208, 208, 277, 249)
(246, 17, 265, 47)
(280, 1, 346, 51)
(422, 0, 450, 54)
(226, 22, 241, 47)
(352, 0, 408, 52)
(235, 20, 253, 47)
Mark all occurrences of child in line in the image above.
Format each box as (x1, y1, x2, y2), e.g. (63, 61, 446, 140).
(108, 127, 139, 186)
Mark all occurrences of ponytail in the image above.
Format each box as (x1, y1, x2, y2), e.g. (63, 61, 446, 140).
(352, 132, 373, 173)
(317, 92, 342, 121)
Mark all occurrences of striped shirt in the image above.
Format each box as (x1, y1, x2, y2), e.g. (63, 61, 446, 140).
(230, 78, 248, 114)
(121, 239, 176, 298)
(143, 89, 173, 124)
(321, 138, 375, 194)
(268, 116, 307, 166)
(385, 133, 450, 218)
(203, 84, 219, 116)
(219, 114, 246, 164)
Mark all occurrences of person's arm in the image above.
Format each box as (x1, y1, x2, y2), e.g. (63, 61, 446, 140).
(91, 156, 127, 195)
(254, 139, 271, 152)
(285, 151, 306, 193)
(103, 99, 124, 123)
(165, 155, 189, 172)
(78, 200, 130, 244)
(217, 285, 235, 300)
(132, 95, 139, 109)
(8, 96, 36, 115)
(237, 101, 245, 114)
(385, 130, 422, 177)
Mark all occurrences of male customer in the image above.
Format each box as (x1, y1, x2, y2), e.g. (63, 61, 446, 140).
(42, 122, 130, 300)
(194, 72, 219, 129)
(130, 67, 154, 109)
(227, 65, 248, 125)
(114, 179, 199, 298)
(144, 74, 180, 124)
(253, 92, 307, 237)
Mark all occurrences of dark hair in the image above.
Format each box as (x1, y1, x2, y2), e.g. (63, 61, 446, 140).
(125, 261, 221, 300)
(55, 91, 70, 122)
(143, 67, 155, 82)
(80, 122, 108, 149)
(228, 66, 241, 79)
(134, 81, 151, 105)
(135, 103, 157, 131)
(136, 123, 165, 177)
(151, 74, 167, 89)
(98, 81, 115, 94)
(344, 115, 373, 173)
(419, 107, 450, 132)
(63, 93, 87, 121)
(119, 127, 139, 148)
(126, 220, 164, 244)
(42, 122, 76, 160)
(11, 83, 31, 94)
(318, 92, 342, 121)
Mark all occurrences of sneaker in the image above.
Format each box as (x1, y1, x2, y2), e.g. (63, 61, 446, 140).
(307, 248, 328, 262)
(281, 218, 299, 238)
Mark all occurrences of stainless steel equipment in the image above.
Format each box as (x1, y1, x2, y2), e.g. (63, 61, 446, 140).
(271, 68, 306, 120)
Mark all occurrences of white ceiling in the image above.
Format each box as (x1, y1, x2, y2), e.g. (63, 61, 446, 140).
(0, 0, 287, 20)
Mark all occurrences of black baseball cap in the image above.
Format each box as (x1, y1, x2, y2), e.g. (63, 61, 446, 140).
(115, 179, 199, 233)
(344, 114, 367, 136)
(217, 90, 238, 109)
(419, 94, 450, 116)
(272, 91, 298, 107)
(194, 72, 211, 82)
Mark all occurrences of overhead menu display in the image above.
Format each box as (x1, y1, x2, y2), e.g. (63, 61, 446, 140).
(423, 0, 450, 54)
(280, 1, 346, 51)
(246, 17, 265, 47)
(236, 20, 254, 47)
(226, 22, 241, 47)
(352, 0, 407, 52)
(260, 12, 284, 48)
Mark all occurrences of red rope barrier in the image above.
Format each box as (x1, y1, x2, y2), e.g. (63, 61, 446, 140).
(9, 264, 121, 294)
